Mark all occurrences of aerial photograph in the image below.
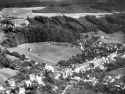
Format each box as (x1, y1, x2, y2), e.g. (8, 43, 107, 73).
(0, 0, 125, 94)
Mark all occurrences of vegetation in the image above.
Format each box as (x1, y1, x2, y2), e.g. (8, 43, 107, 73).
(0, 1, 125, 94)
(1, 13, 125, 47)
(0, 13, 125, 93)
(14, 16, 84, 44)
(0, 33, 124, 94)
(58, 36, 125, 67)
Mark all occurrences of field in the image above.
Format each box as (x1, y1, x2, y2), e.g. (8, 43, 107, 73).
(8, 42, 81, 65)
(0, 68, 18, 84)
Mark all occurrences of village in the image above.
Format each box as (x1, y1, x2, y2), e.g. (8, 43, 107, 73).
(0, 33, 124, 94)
(0, 1, 124, 93)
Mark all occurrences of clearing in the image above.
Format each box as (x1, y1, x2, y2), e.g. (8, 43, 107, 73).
(8, 42, 81, 65)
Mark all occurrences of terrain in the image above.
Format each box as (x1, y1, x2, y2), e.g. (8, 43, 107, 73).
(0, 32, 124, 94)
(0, 68, 18, 84)
(0, 2, 125, 94)
(0, 0, 125, 13)
(8, 42, 81, 65)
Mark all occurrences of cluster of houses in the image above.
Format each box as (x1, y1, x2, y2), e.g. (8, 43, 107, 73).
(0, 15, 29, 31)
(60, 51, 117, 79)
(0, 51, 124, 94)
(0, 36, 124, 94)
(102, 74, 125, 89)
(0, 62, 57, 94)
(57, 48, 125, 90)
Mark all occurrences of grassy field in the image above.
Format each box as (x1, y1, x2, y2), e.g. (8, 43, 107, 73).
(0, 68, 18, 84)
(8, 42, 81, 65)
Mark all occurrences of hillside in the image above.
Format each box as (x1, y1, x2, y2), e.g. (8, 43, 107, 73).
(0, 33, 124, 94)
(0, 11, 125, 94)
(2, 13, 125, 48)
